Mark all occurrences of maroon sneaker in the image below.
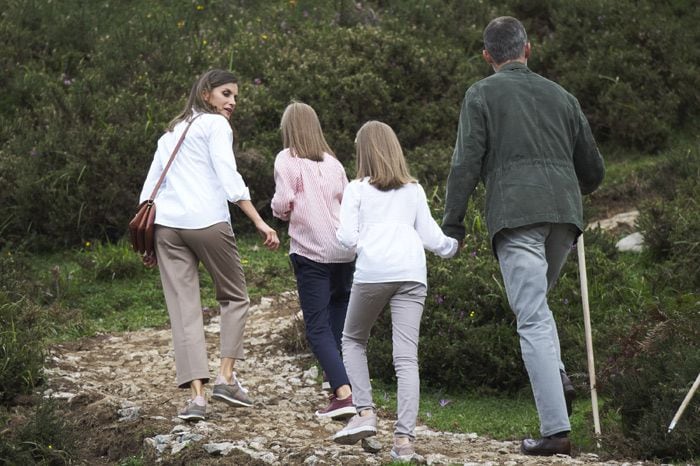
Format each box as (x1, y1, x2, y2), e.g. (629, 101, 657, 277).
(315, 394, 356, 420)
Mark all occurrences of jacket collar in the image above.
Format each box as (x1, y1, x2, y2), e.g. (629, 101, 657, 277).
(497, 61, 530, 73)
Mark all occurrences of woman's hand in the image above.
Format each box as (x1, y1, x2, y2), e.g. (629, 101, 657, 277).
(235, 200, 281, 250)
(142, 252, 158, 268)
(256, 221, 280, 250)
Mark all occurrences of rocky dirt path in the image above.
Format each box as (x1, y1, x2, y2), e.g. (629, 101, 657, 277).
(46, 292, 650, 465)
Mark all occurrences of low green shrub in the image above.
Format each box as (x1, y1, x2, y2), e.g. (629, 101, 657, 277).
(0, 250, 32, 301)
(0, 296, 48, 406)
(600, 295, 700, 460)
(76, 240, 146, 282)
(0, 397, 75, 465)
(532, 0, 700, 152)
(637, 147, 700, 292)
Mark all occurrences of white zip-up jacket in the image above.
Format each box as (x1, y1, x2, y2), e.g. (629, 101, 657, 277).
(337, 179, 457, 285)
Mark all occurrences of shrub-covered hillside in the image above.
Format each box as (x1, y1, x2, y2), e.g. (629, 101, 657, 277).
(1, 0, 698, 248)
(1, 1, 698, 462)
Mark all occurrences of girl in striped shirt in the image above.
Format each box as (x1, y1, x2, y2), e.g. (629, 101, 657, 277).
(271, 102, 356, 420)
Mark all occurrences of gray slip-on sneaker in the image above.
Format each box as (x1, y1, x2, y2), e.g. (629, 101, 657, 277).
(333, 411, 377, 445)
(212, 373, 253, 407)
(177, 399, 206, 422)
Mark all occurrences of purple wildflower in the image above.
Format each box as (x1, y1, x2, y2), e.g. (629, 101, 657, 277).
(439, 399, 452, 407)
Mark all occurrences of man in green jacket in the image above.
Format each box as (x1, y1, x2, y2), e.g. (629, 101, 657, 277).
(442, 16, 605, 456)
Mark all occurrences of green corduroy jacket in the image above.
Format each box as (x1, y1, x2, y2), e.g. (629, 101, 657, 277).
(442, 62, 605, 247)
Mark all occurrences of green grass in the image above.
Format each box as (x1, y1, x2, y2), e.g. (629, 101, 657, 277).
(26, 234, 294, 340)
(373, 379, 605, 451)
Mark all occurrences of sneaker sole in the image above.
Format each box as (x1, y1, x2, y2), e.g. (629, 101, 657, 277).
(333, 426, 377, 445)
(315, 406, 356, 420)
(390, 451, 417, 462)
(212, 392, 253, 408)
(177, 413, 205, 422)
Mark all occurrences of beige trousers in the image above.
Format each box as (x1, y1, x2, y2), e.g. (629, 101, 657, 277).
(155, 222, 250, 388)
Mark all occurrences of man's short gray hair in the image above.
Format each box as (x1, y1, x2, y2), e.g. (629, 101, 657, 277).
(483, 16, 528, 65)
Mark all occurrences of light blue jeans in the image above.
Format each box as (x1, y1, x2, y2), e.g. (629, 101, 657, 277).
(342, 281, 427, 440)
(495, 222, 578, 437)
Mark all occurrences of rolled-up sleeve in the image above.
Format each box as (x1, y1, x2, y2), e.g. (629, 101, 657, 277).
(271, 152, 295, 221)
(208, 117, 251, 202)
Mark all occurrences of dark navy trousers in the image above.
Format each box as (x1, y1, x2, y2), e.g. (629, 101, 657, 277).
(289, 253, 354, 392)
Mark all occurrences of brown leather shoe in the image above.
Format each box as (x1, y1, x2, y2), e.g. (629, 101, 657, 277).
(561, 370, 576, 417)
(520, 436, 572, 456)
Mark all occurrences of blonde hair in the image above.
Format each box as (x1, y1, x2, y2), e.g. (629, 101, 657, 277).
(355, 121, 415, 191)
(280, 101, 334, 162)
(168, 69, 237, 131)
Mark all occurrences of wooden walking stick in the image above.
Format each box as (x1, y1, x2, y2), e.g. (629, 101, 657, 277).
(577, 234, 602, 437)
(668, 372, 700, 433)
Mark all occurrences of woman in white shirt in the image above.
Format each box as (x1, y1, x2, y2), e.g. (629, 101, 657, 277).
(138, 69, 279, 421)
(333, 121, 457, 461)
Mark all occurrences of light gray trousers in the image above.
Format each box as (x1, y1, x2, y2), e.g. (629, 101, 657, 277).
(342, 281, 427, 440)
(494, 222, 578, 437)
(155, 222, 250, 388)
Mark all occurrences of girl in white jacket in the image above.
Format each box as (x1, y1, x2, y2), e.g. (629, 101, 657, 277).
(333, 121, 458, 461)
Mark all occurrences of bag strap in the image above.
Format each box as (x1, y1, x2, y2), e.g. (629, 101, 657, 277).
(147, 113, 203, 201)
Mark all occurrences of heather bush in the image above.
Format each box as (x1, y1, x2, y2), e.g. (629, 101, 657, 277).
(590, 147, 699, 459)
(599, 296, 700, 459)
(532, 0, 700, 151)
(637, 147, 700, 292)
(0, 397, 75, 465)
(0, 294, 47, 405)
(0, 250, 51, 404)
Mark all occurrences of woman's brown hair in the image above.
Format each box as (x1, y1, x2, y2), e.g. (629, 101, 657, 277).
(167, 69, 238, 131)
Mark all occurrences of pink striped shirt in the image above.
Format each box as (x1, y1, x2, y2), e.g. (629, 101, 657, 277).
(271, 148, 355, 264)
